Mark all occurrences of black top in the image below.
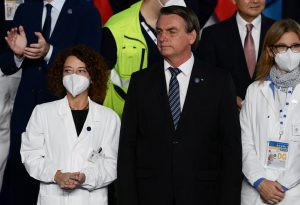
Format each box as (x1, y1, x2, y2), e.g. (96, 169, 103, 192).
(71, 109, 89, 136)
(101, 12, 162, 69)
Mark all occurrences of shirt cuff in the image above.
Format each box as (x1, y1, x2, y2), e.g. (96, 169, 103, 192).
(14, 55, 24, 68)
(44, 44, 53, 63)
(253, 177, 265, 189)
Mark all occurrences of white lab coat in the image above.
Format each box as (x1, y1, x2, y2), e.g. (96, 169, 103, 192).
(0, 69, 21, 191)
(21, 96, 120, 205)
(240, 80, 300, 205)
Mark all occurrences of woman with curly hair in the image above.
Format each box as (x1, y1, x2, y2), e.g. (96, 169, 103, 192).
(20, 45, 120, 205)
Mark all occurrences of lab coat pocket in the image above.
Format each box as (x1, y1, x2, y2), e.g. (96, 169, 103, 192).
(291, 123, 300, 141)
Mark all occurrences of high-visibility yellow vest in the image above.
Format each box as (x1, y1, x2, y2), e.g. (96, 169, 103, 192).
(103, 1, 148, 117)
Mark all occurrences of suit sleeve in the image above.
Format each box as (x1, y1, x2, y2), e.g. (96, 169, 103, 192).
(240, 85, 267, 186)
(0, 3, 25, 75)
(20, 105, 58, 183)
(117, 73, 139, 205)
(81, 111, 120, 191)
(218, 73, 242, 205)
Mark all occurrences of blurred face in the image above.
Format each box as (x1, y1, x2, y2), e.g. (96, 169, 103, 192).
(63, 55, 90, 78)
(156, 14, 196, 66)
(233, 0, 265, 22)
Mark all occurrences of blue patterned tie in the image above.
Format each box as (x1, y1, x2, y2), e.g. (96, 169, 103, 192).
(168, 67, 181, 129)
(42, 4, 53, 41)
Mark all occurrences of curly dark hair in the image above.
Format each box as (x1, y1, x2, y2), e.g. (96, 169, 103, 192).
(48, 45, 109, 104)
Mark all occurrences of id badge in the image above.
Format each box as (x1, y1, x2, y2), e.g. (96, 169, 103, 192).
(265, 140, 289, 170)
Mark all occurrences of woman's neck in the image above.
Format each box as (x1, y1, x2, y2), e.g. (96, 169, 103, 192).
(67, 92, 89, 110)
(140, 0, 162, 29)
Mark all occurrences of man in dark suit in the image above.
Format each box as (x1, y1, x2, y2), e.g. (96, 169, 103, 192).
(117, 6, 242, 205)
(197, 0, 274, 109)
(0, 0, 101, 204)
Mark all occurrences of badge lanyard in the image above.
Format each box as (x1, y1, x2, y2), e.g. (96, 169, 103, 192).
(141, 22, 157, 45)
(278, 87, 293, 139)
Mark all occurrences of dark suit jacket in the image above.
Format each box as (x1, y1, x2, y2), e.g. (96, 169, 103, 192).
(117, 58, 242, 205)
(283, 0, 300, 23)
(0, 1, 101, 204)
(197, 14, 274, 99)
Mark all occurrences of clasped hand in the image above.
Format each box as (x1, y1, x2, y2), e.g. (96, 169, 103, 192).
(54, 170, 86, 190)
(258, 179, 285, 204)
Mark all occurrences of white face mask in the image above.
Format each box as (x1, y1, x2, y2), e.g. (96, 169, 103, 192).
(63, 74, 90, 97)
(275, 49, 300, 72)
(157, 0, 186, 7)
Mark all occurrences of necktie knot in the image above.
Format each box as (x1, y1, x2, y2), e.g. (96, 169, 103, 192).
(246, 24, 253, 33)
(168, 67, 181, 77)
(45, 4, 53, 14)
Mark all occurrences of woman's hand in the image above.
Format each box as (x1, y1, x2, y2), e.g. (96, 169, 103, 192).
(258, 179, 285, 204)
(54, 170, 84, 190)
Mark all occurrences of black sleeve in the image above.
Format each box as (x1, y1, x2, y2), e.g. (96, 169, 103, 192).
(101, 27, 117, 69)
(219, 73, 242, 205)
(117, 73, 139, 205)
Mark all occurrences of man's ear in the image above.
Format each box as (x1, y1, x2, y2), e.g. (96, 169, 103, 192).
(188, 30, 197, 45)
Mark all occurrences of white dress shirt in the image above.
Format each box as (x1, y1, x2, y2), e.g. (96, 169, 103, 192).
(164, 54, 194, 111)
(42, 0, 65, 62)
(236, 12, 261, 61)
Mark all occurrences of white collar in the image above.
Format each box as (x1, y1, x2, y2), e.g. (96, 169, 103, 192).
(164, 53, 194, 77)
(236, 12, 261, 31)
(44, 0, 65, 12)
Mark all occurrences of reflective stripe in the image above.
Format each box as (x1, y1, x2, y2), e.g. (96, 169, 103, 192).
(110, 69, 130, 89)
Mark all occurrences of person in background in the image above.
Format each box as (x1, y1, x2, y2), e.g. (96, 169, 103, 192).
(0, 0, 102, 204)
(240, 19, 300, 205)
(198, 0, 274, 110)
(21, 45, 120, 205)
(117, 6, 242, 205)
(101, 0, 186, 117)
(0, 0, 22, 192)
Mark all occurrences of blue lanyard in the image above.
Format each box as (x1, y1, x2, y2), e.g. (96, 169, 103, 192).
(278, 87, 293, 139)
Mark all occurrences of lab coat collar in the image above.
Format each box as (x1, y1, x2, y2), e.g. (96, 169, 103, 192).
(58, 96, 101, 122)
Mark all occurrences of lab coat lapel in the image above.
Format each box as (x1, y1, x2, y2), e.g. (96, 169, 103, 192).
(76, 100, 102, 146)
(260, 81, 277, 116)
(58, 97, 81, 146)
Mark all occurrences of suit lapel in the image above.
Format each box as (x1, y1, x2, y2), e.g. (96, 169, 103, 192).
(50, 0, 73, 43)
(258, 15, 270, 60)
(177, 59, 206, 130)
(152, 62, 177, 131)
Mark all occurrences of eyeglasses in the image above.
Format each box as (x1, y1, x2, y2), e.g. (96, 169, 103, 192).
(271, 43, 300, 53)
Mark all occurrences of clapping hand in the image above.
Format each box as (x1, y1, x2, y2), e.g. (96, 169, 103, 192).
(5, 25, 27, 58)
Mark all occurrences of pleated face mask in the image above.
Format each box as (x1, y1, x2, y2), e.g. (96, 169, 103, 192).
(63, 74, 90, 97)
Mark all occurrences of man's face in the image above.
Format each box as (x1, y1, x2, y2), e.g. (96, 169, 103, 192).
(234, 0, 265, 22)
(156, 14, 195, 63)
